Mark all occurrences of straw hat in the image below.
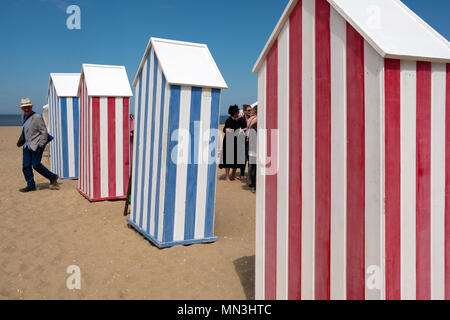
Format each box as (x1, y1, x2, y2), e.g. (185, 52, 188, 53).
(19, 98, 33, 108)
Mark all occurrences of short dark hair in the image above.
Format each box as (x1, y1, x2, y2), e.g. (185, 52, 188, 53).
(228, 105, 240, 116)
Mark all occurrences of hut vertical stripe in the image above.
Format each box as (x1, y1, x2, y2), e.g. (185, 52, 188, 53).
(400, 60, 417, 300)
(73, 98, 79, 178)
(108, 98, 117, 197)
(173, 87, 192, 242)
(256, 62, 267, 300)
(330, 6, 347, 300)
(99, 98, 109, 199)
(67, 98, 75, 177)
(60, 98, 69, 178)
(147, 56, 159, 235)
(149, 66, 163, 237)
(92, 98, 101, 200)
(131, 71, 143, 223)
(277, 21, 290, 300)
(185, 87, 202, 240)
(115, 98, 123, 196)
(154, 74, 167, 241)
(446, 64, 450, 300)
(123, 97, 130, 197)
(430, 63, 446, 300)
(385, 58, 402, 300)
(301, 0, 316, 300)
(163, 85, 181, 243)
(346, 23, 365, 300)
(141, 51, 154, 231)
(416, 61, 432, 300)
(315, 0, 331, 300)
(364, 41, 385, 300)
(194, 88, 211, 240)
(288, 0, 302, 301)
(265, 40, 278, 300)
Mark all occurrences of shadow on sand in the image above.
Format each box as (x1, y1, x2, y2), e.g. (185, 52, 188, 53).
(233, 255, 255, 300)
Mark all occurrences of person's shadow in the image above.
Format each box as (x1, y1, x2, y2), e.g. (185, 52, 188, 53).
(233, 255, 255, 300)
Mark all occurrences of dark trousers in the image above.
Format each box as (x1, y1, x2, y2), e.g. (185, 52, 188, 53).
(23, 146, 56, 188)
(249, 163, 256, 189)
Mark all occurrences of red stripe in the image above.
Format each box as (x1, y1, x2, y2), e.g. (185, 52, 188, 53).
(108, 98, 117, 197)
(315, 0, 331, 300)
(265, 41, 278, 300)
(288, 0, 302, 301)
(385, 58, 402, 300)
(416, 61, 432, 300)
(445, 63, 450, 300)
(92, 97, 101, 200)
(123, 98, 130, 196)
(346, 23, 365, 300)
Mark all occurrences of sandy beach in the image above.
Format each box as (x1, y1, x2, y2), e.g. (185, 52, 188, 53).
(0, 126, 256, 300)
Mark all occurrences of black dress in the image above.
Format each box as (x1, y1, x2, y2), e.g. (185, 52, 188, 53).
(219, 117, 240, 169)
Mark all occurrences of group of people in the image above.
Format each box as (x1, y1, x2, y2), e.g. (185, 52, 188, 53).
(219, 104, 258, 193)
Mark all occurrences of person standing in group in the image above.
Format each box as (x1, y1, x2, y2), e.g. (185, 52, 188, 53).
(237, 104, 252, 180)
(219, 105, 241, 182)
(17, 98, 58, 192)
(247, 105, 257, 193)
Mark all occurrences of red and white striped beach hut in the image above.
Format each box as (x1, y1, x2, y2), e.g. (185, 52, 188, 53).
(253, 0, 450, 300)
(77, 64, 133, 202)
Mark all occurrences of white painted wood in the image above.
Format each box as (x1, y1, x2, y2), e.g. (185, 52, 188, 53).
(430, 63, 446, 300)
(400, 60, 417, 300)
(276, 21, 290, 301)
(67, 98, 75, 177)
(301, 0, 315, 301)
(115, 98, 124, 197)
(256, 62, 267, 300)
(364, 41, 384, 300)
(330, 6, 347, 301)
(81, 64, 133, 97)
(130, 79, 141, 221)
(173, 87, 192, 241)
(99, 97, 109, 198)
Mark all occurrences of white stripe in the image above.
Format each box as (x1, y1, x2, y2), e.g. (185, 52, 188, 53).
(276, 21, 290, 301)
(400, 60, 417, 300)
(330, 7, 347, 300)
(301, 0, 315, 300)
(256, 62, 267, 300)
(116, 98, 124, 197)
(135, 57, 149, 227)
(99, 98, 109, 198)
(173, 87, 192, 242)
(150, 65, 162, 237)
(158, 82, 171, 243)
(89, 97, 94, 199)
(67, 98, 75, 178)
(194, 88, 212, 240)
(58, 97, 63, 176)
(142, 50, 155, 232)
(430, 63, 446, 300)
(364, 41, 384, 300)
(130, 78, 141, 221)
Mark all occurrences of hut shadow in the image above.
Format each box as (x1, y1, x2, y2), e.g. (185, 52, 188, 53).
(233, 255, 255, 300)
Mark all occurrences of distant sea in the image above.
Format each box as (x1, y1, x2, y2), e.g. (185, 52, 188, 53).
(0, 115, 22, 127)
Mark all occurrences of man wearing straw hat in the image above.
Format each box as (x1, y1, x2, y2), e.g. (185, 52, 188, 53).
(17, 98, 58, 192)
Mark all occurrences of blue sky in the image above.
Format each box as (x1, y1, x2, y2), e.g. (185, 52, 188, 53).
(0, 0, 449, 116)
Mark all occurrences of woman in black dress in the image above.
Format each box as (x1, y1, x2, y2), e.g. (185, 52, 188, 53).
(219, 105, 240, 182)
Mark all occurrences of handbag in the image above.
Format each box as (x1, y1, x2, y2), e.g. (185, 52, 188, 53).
(17, 130, 25, 148)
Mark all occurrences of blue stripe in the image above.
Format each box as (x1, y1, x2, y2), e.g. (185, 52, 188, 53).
(204, 89, 221, 237)
(154, 74, 166, 241)
(184, 87, 202, 240)
(138, 52, 152, 229)
(163, 85, 181, 243)
(73, 98, 80, 178)
(146, 55, 159, 234)
(60, 97, 69, 178)
(132, 68, 144, 224)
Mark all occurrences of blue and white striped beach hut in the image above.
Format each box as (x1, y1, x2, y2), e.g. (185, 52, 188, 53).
(47, 73, 80, 179)
(128, 37, 228, 248)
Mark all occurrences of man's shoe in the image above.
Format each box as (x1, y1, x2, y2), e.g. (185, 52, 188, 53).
(50, 175, 59, 187)
(19, 186, 37, 193)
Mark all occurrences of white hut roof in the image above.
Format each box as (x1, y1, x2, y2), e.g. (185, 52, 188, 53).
(47, 73, 80, 99)
(79, 64, 133, 97)
(253, 0, 450, 73)
(133, 37, 228, 89)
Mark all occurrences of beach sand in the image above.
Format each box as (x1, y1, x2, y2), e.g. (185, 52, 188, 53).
(0, 126, 256, 300)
